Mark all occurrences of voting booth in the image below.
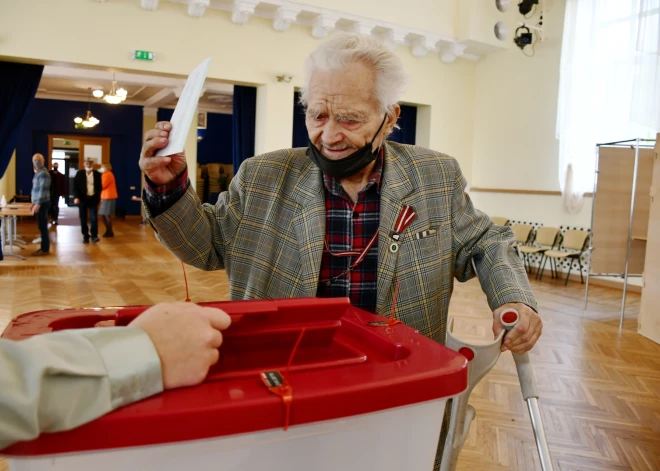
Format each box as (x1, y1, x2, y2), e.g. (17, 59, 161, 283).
(1, 298, 468, 471)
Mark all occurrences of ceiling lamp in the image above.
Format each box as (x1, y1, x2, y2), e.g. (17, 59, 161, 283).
(74, 89, 100, 129)
(101, 73, 128, 104)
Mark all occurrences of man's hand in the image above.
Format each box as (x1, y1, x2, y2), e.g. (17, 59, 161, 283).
(129, 302, 232, 389)
(140, 121, 187, 186)
(74, 198, 80, 205)
(30, 204, 40, 214)
(492, 303, 542, 354)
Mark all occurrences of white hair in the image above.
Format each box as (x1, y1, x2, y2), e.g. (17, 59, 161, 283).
(299, 33, 408, 116)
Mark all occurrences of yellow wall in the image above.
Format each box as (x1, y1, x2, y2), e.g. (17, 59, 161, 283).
(0, 0, 477, 178)
(0, 151, 17, 200)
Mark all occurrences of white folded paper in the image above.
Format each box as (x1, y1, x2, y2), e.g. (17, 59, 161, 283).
(156, 57, 211, 157)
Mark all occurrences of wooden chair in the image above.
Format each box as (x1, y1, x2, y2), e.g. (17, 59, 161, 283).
(510, 224, 535, 272)
(518, 226, 561, 278)
(540, 229, 590, 285)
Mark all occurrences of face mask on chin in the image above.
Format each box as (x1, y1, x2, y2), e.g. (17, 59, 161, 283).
(306, 115, 387, 179)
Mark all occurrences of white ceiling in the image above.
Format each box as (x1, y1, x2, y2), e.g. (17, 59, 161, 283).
(37, 65, 234, 114)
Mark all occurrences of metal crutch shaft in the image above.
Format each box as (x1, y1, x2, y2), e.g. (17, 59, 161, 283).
(501, 309, 554, 471)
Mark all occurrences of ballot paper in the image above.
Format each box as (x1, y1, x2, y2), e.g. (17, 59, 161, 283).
(156, 57, 211, 157)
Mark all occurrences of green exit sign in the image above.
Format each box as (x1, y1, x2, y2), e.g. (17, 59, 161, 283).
(132, 50, 155, 61)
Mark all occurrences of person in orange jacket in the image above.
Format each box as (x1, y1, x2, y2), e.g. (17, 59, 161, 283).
(99, 162, 118, 237)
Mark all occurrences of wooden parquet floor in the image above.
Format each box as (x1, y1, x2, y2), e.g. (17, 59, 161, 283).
(1, 209, 659, 471)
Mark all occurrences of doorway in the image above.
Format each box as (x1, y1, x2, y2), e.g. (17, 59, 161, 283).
(48, 135, 111, 206)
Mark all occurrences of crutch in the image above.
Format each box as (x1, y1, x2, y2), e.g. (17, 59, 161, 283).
(441, 309, 553, 471)
(500, 308, 553, 471)
(441, 260, 554, 470)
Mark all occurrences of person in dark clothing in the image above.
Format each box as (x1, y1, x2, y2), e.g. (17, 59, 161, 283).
(49, 162, 66, 225)
(30, 154, 51, 256)
(73, 158, 102, 244)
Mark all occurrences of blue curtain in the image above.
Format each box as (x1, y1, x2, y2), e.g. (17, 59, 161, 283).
(157, 108, 174, 123)
(292, 91, 308, 148)
(388, 104, 417, 145)
(0, 61, 44, 179)
(232, 86, 256, 174)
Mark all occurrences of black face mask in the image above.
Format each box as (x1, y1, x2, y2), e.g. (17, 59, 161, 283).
(306, 115, 387, 179)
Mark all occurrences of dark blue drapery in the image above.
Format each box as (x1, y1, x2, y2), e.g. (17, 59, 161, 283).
(388, 104, 417, 145)
(232, 86, 256, 174)
(292, 91, 308, 148)
(0, 61, 44, 179)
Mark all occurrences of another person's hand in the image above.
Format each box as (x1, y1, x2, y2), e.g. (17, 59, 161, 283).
(30, 204, 40, 214)
(95, 320, 115, 327)
(129, 302, 232, 389)
(492, 303, 542, 354)
(140, 122, 188, 186)
(74, 198, 80, 205)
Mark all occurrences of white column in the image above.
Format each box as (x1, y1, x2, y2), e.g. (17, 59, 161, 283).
(184, 110, 199, 191)
(255, 82, 295, 156)
(142, 108, 158, 204)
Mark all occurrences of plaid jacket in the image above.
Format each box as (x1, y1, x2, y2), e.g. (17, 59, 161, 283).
(146, 142, 536, 344)
(31, 168, 51, 205)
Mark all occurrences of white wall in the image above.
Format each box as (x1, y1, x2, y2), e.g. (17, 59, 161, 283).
(469, 192, 593, 229)
(467, 0, 593, 228)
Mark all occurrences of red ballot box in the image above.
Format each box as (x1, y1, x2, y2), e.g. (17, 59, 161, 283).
(1, 298, 467, 471)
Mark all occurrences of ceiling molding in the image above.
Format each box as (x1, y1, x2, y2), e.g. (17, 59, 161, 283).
(36, 91, 232, 113)
(143, 88, 176, 108)
(42, 66, 234, 94)
(311, 14, 338, 38)
(273, 4, 301, 31)
(145, 0, 481, 61)
(38, 65, 234, 113)
(188, 0, 210, 17)
(141, 0, 159, 10)
(231, 0, 259, 25)
(35, 92, 144, 107)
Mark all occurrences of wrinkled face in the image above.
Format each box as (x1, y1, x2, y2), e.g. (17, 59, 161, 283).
(305, 61, 398, 161)
(84, 160, 93, 171)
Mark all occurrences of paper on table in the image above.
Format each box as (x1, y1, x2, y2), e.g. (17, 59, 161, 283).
(156, 57, 211, 157)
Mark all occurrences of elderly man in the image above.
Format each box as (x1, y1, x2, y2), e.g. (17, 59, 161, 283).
(30, 153, 51, 256)
(73, 158, 102, 244)
(140, 34, 541, 469)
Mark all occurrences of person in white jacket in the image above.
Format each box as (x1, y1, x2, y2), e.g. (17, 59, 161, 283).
(0, 302, 231, 450)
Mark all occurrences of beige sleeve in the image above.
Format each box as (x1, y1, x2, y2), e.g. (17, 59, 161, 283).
(0, 327, 163, 450)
